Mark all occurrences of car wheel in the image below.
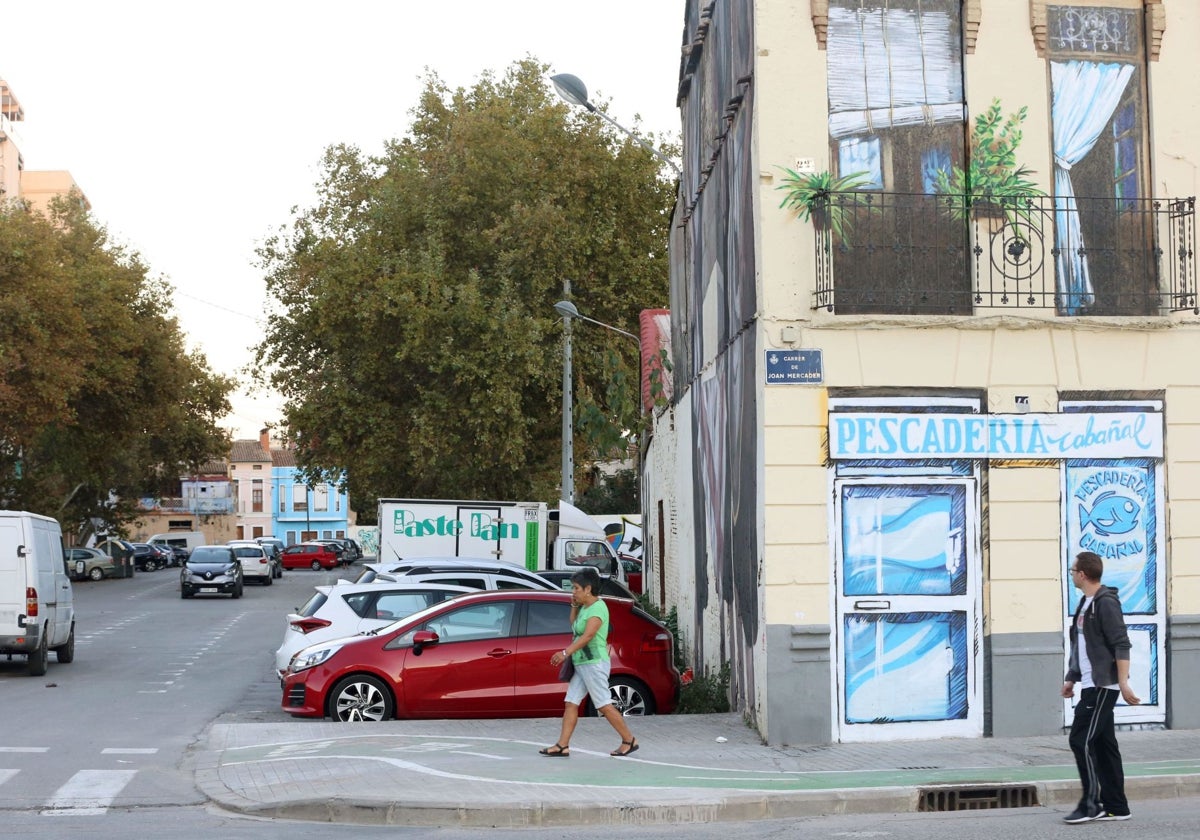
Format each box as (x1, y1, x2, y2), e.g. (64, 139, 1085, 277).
(329, 675, 393, 722)
(54, 626, 75, 664)
(27, 633, 48, 677)
(311, 560, 322, 571)
(89, 567, 104, 581)
(233, 585, 243, 599)
(181, 589, 192, 599)
(263, 574, 272, 586)
(607, 676, 655, 716)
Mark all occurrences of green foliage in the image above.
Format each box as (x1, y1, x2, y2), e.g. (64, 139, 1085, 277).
(255, 59, 674, 504)
(635, 594, 731, 713)
(0, 197, 233, 538)
(933, 98, 1044, 226)
(576, 467, 638, 514)
(776, 168, 873, 240)
(676, 661, 732, 715)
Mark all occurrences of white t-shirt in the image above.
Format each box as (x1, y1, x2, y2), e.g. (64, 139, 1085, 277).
(1077, 595, 1118, 691)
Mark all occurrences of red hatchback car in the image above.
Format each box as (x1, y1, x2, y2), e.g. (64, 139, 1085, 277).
(281, 590, 680, 721)
(280, 542, 340, 571)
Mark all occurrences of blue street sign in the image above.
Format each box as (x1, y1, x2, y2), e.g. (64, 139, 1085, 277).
(765, 349, 823, 385)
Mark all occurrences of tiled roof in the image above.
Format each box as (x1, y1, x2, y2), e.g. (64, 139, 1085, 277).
(197, 459, 229, 475)
(271, 448, 297, 468)
(229, 439, 271, 463)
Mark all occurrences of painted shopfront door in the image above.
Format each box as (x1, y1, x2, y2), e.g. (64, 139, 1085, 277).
(1062, 458, 1165, 725)
(833, 477, 982, 741)
(1060, 399, 1165, 726)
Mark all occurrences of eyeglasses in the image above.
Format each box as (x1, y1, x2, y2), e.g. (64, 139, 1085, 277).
(1069, 568, 1079, 573)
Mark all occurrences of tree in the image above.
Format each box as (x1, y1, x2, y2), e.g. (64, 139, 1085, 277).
(256, 59, 674, 511)
(0, 197, 234, 538)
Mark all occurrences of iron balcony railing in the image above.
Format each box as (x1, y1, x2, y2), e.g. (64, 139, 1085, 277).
(811, 191, 1197, 316)
(142, 497, 235, 514)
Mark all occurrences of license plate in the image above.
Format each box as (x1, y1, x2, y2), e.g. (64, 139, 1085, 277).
(200, 587, 218, 593)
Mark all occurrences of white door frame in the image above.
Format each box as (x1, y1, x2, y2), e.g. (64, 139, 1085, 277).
(832, 475, 983, 742)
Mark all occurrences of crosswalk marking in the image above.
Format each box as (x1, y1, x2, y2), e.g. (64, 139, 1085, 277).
(101, 748, 157, 755)
(0, 769, 18, 785)
(0, 747, 49, 753)
(40, 769, 138, 816)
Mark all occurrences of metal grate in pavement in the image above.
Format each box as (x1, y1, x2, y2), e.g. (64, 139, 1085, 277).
(917, 784, 1039, 812)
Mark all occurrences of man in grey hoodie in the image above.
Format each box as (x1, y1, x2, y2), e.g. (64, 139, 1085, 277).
(1061, 550, 1141, 824)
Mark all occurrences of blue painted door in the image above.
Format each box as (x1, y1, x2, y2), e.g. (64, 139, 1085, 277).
(834, 477, 982, 741)
(1062, 458, 1165, 725)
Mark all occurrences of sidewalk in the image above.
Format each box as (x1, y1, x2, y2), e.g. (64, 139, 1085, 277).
(193, 714, 1200, 827)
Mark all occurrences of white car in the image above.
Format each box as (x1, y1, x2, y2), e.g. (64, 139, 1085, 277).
(228, 541, 273, 586)
(359, 557, 559, 591)
(273, 581, 473, 676)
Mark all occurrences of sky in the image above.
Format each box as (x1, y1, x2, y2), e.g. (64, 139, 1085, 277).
(3, 1, 685, 440)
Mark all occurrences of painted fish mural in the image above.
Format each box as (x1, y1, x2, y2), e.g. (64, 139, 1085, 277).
(1078, 490, 1140, 537)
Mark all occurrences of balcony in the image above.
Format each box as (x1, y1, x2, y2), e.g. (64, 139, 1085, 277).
(811, 192, 1196, 316)
(141, 497, 234, 514)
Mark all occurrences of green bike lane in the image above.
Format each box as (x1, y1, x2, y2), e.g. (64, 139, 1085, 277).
(195, 718, 1200, 824)
(210, 729, 1200, 793)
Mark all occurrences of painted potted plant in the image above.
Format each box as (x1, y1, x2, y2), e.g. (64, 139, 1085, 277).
(933, 98, 1044, 231)
(776, 168, 873, 242)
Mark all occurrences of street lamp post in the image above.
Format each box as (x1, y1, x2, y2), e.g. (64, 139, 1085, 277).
(560, 283, 575, 504)
(550, 73, 681, 176)
(554, 299, 642, 506)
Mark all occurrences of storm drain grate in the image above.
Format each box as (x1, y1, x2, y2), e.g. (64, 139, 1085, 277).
(918, 784, 1039, 812)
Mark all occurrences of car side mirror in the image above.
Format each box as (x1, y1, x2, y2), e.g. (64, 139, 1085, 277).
(411, 629, 440, 655)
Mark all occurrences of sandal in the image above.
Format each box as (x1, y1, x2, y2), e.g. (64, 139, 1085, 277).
(539, 743, 570, 757)
(610, 737, 639, 757)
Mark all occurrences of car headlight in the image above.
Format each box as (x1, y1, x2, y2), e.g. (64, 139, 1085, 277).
(289, 644, 343, 673)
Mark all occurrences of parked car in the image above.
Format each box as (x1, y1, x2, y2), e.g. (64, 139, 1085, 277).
(281, 542, 340, 571)
(335, 538, 363, 564)
(130, 542, 163, 572)
(150, 543, 178, 568)
(65, 547, 119, 582)
(282, 590, 680, 721)
(228, 541, 273, 586)
(620, 556, 643, 595)
(273, 581, 474, 677)
(180, 545, 244, 599)
(363, 557, 558, 591)
(255, 538, 285, 578)
(535, 569, 636, 600)
(313, 539, 350, 566)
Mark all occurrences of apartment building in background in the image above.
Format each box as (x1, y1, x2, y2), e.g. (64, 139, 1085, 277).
(0, 78, 89, 213)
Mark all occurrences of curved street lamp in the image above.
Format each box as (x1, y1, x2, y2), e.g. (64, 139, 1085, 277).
(550, 73, 681, 176)
(555, 299, 642, 506)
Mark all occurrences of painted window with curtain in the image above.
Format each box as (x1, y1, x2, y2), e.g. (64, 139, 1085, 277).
(1047, 4, 1151, 316)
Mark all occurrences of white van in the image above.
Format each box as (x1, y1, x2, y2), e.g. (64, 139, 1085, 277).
(0, 511, 76, 675)
(148, 531, 206, 559)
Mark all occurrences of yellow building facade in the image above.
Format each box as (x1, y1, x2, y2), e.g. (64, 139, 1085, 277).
(646, 0, 1199, 744)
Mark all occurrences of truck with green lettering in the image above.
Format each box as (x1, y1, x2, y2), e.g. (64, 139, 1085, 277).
(375, 498, 623, 581)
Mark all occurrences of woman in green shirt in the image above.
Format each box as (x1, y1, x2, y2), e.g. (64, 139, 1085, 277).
(540, 566, 638, 757)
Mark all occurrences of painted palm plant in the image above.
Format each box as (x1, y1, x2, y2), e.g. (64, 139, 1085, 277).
(777, 168, 874, 242)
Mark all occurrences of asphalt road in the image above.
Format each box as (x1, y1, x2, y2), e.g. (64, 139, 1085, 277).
(5, 563, 1200, 839)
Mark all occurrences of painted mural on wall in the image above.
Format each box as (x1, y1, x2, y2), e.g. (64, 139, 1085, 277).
(822, 3, 1152, 317)
(677, 0, 759, 712)
(828, 396, 984, 742)
(1063, 455, 1164, 720)
(593, 514, 643, 561)
(1047, 5, 1148, 315)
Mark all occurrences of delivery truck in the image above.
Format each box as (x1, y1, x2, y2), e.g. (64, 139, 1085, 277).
(375, 498, 624, 582)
